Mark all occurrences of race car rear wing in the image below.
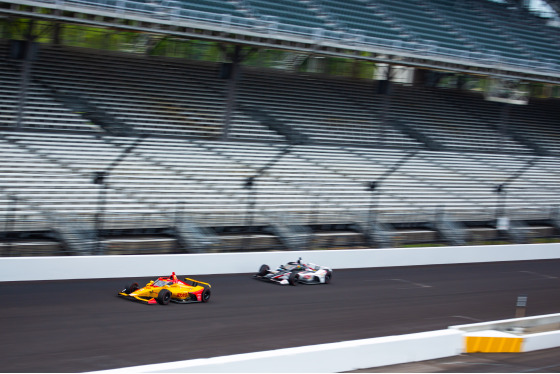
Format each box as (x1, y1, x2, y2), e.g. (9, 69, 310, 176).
(184, 277, 211, 288)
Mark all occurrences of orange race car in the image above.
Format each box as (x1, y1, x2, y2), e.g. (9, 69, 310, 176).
(117, 272, 211, 305)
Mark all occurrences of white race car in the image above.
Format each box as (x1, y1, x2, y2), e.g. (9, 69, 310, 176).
(253, 258, 332, 285)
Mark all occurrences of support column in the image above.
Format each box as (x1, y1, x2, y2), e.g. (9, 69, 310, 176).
(498, 103, 510, 154)
(52, 22, 62, 46)
(221, 45, 242, 141)
(221, 45, 258, 140)
(377, 64, 393, 147)
(15, 20, 36, 129)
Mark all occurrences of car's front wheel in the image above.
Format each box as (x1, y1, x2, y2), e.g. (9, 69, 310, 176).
(124, 282, 139, 294)
(157, 289, 171, 305)
(201, 288, 211, 303)
(258, 264, 270, 276)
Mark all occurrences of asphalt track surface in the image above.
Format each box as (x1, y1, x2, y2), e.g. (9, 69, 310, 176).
(2, 259, 560, 373)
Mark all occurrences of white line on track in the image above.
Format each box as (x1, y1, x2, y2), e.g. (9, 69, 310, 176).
(450, 315, 483, 322)
(364, 278, 432, 289)
(519, 270, 558, 279)
(423, 315, 482, 322)
(521, 363, 560, 372)
(441, 362, 509, 367)
(389, 278, 432, 289)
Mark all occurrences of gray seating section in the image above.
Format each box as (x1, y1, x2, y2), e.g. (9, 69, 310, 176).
(21, 44, 281, 142)
(242, 0, 330, 29)
(313, 0, 404, 41)
(427, 87, 560, 156)
(2, 41, 558, 157)
(471, 0, 560, 63)
(0, 129, 559, 231)
(1, 39, 559, 234)
(373, 0, 472, 52)
(236, 67, 418, 148)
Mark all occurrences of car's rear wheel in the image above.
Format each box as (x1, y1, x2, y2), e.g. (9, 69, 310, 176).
(157, 289, 171, 305)
(124, 282, 139, 294)
(201, 288, 211, 303)
(258, 264, 270, 276)
(288, 271, 299, 286)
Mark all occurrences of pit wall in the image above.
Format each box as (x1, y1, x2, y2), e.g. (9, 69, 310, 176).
(1, 242, 560, 282)
(450, 313, 560, 353)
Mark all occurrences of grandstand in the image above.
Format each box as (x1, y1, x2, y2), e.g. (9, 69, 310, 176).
(0, 0, 559, 256)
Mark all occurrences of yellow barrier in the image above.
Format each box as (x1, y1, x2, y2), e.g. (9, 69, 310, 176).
(465, 336, 523, 353)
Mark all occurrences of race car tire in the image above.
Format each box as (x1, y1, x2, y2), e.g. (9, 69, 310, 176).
(257, 264, 270, 276)
(288, 271, 298, 286)
(201, 288, 211, 303)
(325, 271, 332, 284)
(157, 289, 171, 305)
(124, 282, 139, 294)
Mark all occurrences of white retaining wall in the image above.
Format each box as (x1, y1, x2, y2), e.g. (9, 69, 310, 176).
(524, 330, 560, 351)
(1, 243, 560, 282)
(91, 329, 464, 373)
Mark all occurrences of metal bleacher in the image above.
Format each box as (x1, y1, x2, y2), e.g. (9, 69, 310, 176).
(315, 0, 404, 41)
(2, 126, 558, 232)
(425, 0, 531, 64)
(14, 0, 560, 72)
(387, 85, 533, 154)
(374, 0, 471, 52)
(427, 87, 560, 156)
(1, 0, 560, 254)
(242, 0, 330, 29)
(507, 101, 560, 156)
(1, 43, 559, 223)
(477, 0, 560, 64)
(237, 67, 419, 148)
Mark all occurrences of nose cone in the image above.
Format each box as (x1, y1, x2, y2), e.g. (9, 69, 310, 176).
(131, 287, 158, 298)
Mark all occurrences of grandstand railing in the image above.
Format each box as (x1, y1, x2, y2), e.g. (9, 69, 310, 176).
(1, 205, 556, 255)
(0, 207, 556, 233)
(49, 0, 260, 28)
